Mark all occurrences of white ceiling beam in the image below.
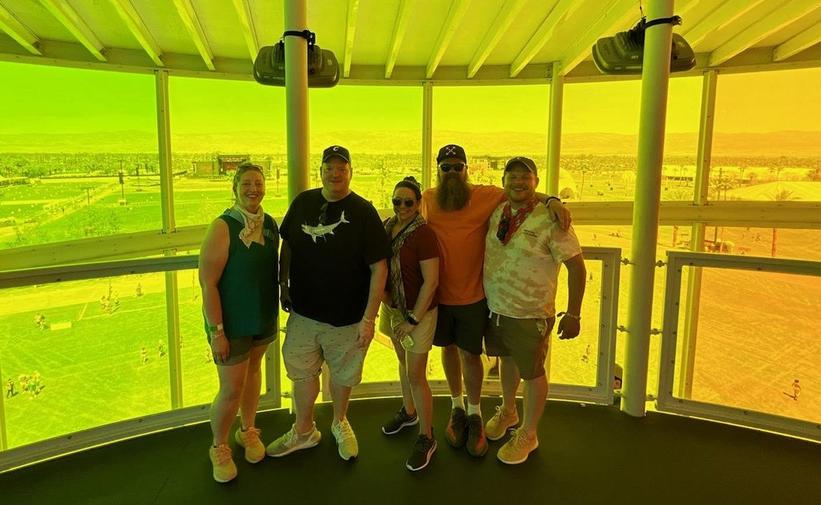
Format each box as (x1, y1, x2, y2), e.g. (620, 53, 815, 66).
(510, 0, 581, 77)
(426, 0, 471, 79)
(231, 0, 259, 62)
(467, 0, 526, 78)
(0, 4, 41, 55)
(680, 0, 766, 49)
(558, 0, 637, 76)
(171, 0, 214, 71)
(39, 0, 105, 61)
(385, 0, 412, 78)
(343, 0, 360, 78)
(709, 0, 821, 67)
(773, 21, 821, 61)
(110, 0, 163, 66)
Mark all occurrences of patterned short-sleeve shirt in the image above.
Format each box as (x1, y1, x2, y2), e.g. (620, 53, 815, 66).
(483, 203, 582, 319)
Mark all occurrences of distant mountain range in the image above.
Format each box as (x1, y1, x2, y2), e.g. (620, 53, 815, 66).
(1, 130, 819, 157)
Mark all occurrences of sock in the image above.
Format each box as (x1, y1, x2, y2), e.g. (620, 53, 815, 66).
(451, 395, 465, 410)
(467, 402, 481, 417)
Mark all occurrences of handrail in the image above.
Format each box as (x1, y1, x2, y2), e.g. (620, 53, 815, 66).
(657, 250, 821, 442)
(2, 201, 820, 272)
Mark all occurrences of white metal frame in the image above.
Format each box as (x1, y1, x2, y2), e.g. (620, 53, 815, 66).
(657, 251, 821, 441)
(347, 247, 621, 405)
(0, 256, 282, 471)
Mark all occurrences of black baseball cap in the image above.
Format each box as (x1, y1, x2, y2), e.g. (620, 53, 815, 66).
(436, 144, 467, 164)
(322, 145, 351, 163)
(504, 156, 538, 174)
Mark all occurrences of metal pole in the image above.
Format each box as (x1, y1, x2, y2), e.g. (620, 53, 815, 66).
(678, 70, 717, 399)
(285, 0, 310, 202)
(156, 69, 183, 409)
(422, 81, 433, 189)
(546, 61, 563, 195)
(621, 0, 675, 417)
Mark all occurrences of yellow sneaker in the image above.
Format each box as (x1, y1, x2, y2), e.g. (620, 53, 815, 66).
(234, 426, 265, 463)
(266, 423, 321, 458)
(208, 444, 237, 483)
(331, 418, 359, 461)
(497, 428, 538, 465)
(485, 405, 519, 441)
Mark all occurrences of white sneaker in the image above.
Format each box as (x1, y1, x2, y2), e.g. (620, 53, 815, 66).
(331, 418, 359, 460)
(266, 423, 321, 458)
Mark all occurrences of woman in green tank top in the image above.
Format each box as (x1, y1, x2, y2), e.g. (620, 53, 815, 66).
(198, 163, 279, 483)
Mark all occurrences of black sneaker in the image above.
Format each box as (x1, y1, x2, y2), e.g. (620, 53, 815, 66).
(445, 407, 468, 448)
(382, 407, 419, 435)
(406, 433, 437, 472)
(466, 413, 488, 457)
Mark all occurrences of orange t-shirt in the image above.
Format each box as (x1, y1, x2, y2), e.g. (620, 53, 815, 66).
(421, 185, 506, 306)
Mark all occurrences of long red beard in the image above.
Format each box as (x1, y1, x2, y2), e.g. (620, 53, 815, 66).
(436, 173, 470, 211)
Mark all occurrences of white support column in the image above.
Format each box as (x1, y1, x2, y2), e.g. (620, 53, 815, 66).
(546, 61, 563, 195)
(156, 69, 183, 409)
(285, 0, 310, 202)
(678, 69, 717, 399)
(622, 0, 675, 417)
(422, 81, 433, 189)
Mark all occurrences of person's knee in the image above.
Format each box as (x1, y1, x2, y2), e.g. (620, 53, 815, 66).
(406, 362, 427, 387)
(218, 381, 245, 403)
(459, 349, 482, 365)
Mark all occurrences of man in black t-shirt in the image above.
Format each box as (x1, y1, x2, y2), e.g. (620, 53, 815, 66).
(267, 145, 390, 462)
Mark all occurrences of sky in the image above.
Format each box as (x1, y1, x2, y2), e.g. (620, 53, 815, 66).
(1, 61, 820, 140)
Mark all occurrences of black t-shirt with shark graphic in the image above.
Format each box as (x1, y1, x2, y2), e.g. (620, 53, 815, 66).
(281, 188, 391, 326)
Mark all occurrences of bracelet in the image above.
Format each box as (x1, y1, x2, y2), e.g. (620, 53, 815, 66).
(406, 311, 420, 325)
(362, 316, 375, 324)
(557, 312, 581, 320)
(545, 196, 562, 206)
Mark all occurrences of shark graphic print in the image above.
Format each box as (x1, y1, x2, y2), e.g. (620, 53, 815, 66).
(301, 210, 350, 242)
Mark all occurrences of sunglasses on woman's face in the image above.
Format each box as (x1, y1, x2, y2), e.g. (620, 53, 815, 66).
(439, 162, 465, 173)
(392, 197, 416, 208)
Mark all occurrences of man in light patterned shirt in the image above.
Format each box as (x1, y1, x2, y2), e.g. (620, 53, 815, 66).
(482, 156, 586, 465)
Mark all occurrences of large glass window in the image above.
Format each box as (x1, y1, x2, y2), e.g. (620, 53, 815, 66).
(561, 77, 701, 202)
(711, 69, 821, 202)
(0, 63, 158, 249)
(168, 77, 287, 226)
(310, 85, 422, 209)
(433, 85, 549, 192)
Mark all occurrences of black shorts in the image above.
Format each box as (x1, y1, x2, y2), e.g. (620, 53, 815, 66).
(433, 299, 488, 355)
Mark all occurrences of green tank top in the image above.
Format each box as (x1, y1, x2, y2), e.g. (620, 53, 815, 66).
(206, 210, 279, 339)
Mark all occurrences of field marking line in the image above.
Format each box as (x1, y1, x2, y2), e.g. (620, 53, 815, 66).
(77, 302, 88, 321)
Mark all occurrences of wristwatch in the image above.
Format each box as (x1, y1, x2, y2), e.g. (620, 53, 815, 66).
(406, 312, 420, 325)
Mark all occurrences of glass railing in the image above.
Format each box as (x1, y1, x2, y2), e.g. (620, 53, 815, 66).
(0, 256, 281, 471)
(658, 251, 821, 441)
(356, 247, 622, 405)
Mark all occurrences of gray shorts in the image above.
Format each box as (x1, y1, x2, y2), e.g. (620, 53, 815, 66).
(283, 312, 366, 387)
(208, 332, 277, 367)
(485, 312, 555, 380)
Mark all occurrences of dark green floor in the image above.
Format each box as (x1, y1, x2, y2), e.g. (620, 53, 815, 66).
(2, 397, 820, 505)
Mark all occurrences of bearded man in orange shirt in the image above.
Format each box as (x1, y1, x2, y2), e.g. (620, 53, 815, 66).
(420, 144, 571, 457)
